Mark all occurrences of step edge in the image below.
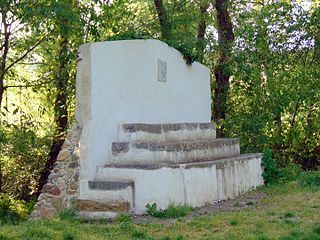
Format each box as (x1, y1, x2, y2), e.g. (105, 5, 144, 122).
(88, 180, 134, 190)
(121, 122, 216, 134)
(103, 153, 262, 170)
(112, 138, 240, 154)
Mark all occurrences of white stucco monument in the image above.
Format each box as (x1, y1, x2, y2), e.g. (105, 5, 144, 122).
(65, 39, 263, 218)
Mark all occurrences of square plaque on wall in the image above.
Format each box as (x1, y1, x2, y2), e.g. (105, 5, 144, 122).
(157, 59, 167, 82)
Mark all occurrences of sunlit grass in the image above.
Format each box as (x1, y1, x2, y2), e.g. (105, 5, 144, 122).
(0, 182, 319, 240)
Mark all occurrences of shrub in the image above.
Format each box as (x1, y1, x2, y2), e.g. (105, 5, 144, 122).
(299, 170, 320, 187)
(0, 194, 28, 225)
(262, 149, 281, 184)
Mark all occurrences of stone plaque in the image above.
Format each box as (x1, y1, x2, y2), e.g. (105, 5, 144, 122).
(157, 59, 167, 82)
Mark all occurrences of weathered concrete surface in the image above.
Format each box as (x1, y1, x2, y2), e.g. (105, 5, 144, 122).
(88, 180, 133, 190)
(80, 179, 134, 207)
(118, 122, 216, 142)
(110, 139, 240, 165)
(75, 40, 211, 197)
(96, 153, 263, 214)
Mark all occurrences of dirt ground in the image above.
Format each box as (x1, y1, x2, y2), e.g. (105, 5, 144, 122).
(133, 189, 268, 224)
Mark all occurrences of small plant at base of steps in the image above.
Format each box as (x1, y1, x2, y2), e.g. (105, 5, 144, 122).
(145, 203, 193, 218)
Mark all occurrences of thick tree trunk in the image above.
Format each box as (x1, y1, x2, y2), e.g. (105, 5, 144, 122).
(154, 0, 171, 41)
(213, 0, 234, 137)
(35, 37, 69, 198)
(197, 1, 209, 63)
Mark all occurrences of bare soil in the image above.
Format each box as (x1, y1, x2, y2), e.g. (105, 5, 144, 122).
(133, 190, 268, 224)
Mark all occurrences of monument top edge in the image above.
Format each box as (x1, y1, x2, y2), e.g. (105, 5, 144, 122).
(78, 39, 208, 68)
(79, 39, 167, 48)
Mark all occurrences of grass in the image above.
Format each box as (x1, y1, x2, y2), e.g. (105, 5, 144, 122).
(145, 203, 193, 218)
(0, 182, 319, 240)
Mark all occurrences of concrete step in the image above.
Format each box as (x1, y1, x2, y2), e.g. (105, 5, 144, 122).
(79, 180, 134, 209)
(118, 122, 216, 142)
(110, 138, 240, 165)
(97, 153, 264, 214)
(88, 180, 133, 191)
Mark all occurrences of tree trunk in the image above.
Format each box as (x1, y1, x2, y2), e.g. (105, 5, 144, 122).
(213, 0, 234, 137)
(0, 84, 4, 110)
(197, 1, 209, 63)
(0, 10, 9, 110)
(154, 0, 171, 41)
(35, 37, 69, 198)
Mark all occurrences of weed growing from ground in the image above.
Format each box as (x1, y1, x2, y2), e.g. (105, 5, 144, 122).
(0, 234, 9, 240)
(116, 213, 132, 223)
(283, 211, 295, 218)
(131, 229, 148, 239)
(63, 232, 75, 240)
(145, 203, 193, 218)
(229, 219, 239, 226)
(59, 208, 77, 221)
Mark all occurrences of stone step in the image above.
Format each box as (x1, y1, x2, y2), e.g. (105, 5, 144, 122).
(76, 199, 130, 218)
(79, 180, 134, 208)
(110, 138, 240, 165)
(118, 122, 216, 142)
(97, 153, 264, 214)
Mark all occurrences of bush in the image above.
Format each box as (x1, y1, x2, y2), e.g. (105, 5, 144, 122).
(0, 194, 28, 225)
(262, 149, 281, 184)
(299, 170, 320, 187)
(278, 164, 302, 182)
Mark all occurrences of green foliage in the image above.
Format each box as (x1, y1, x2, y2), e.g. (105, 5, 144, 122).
(0, 124, 50, 200)
(62, 232, 75, 240)
(0, 194, 28, 225)
(131, 229, 148, 239)
(0, 0, 319, 217)
(278, 164, 302, 182)
(229, 219, 239, 226)
(116, 213, 133, 223)
(226, 1, 320, 170)
(166, 39, 199, 65)
(262, 149, 281, 184)
(107, 29, 150, 41)
(299, 170, 320, 187)
(145, 203, 192, 218)
(283, 211, 295, 218)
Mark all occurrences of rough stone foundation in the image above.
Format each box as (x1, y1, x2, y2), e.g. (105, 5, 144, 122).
(30, 121, 81, 218)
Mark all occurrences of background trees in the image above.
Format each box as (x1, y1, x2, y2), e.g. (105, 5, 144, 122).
(0, 0, 319, 203)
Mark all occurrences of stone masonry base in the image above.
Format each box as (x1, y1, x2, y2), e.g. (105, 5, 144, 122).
(30, 122, 81, 218)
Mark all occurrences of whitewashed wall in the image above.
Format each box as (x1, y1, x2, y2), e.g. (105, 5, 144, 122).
(75, 40, 211, 191)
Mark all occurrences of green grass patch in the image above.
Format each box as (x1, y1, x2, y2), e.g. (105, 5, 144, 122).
(0, 181, 319, 239)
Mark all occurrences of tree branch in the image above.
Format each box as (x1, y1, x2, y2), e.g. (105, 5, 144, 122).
(4, 36, 46, 74)
(5, 81, 50, 89)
